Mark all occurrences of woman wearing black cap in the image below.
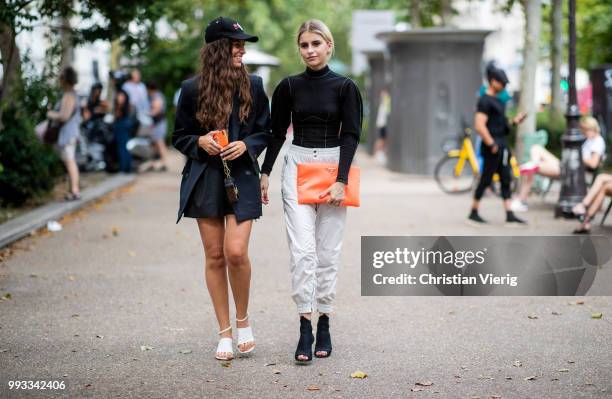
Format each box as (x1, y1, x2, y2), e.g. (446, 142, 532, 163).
(260, 19, 363, 363)
(172, 17, 270, 361)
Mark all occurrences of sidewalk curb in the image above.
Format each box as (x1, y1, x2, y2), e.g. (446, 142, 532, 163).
(0, 174, 136, 249)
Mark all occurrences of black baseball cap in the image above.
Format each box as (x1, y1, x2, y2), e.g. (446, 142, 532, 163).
(489, 67, 509, 85)
(205, 17, 258, 44)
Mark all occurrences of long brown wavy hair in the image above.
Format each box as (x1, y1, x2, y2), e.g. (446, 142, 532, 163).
(196, 38, 252, 129)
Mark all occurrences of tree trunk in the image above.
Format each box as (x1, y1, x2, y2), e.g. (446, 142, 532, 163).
(59, 16, 74, 70)
(516, 0, 542, 163)
(0, 21, 23, 128)
(550, 0, 563, 118)
(440, 0, 453, 27)
(410, 0, 421, 28)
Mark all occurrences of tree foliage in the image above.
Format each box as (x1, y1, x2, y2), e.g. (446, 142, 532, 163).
(576, 0, 612, 69)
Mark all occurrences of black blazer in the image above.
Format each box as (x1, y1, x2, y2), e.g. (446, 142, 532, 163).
(172, 74, 271, 223)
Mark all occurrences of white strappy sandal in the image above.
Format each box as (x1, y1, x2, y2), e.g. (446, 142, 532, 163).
(215, 326, 234, 361)
(236, 314, 256, 355)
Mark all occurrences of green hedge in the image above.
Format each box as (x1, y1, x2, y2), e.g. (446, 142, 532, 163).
(0, 108, 64, 207)
(535, 110, 567, 157)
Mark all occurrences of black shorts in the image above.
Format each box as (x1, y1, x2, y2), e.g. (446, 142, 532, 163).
(183, 157, 234, 219)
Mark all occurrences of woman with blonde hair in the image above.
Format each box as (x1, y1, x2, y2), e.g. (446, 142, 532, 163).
(260, 19, 363, 363)
(172, 17, 270, 360)
(513, 115, 606, 211)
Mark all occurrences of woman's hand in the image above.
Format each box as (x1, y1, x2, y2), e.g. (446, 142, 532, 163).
(198, 131, 223, 155)
(319, 181, 346, 207)
(221, 140, 247, 161)
(260, 173, 270, 205)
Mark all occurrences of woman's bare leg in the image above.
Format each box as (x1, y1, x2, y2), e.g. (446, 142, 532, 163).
(64, 158, 80, 195)
(224, 215, 254, 352)
(530, 145, 560, 177)
(154, 139, 169, 169)
(196, 217, 232, 358)
(517, 173, 535, 202)
(579, 182, 612, 230)
(583, 174, 612, 206)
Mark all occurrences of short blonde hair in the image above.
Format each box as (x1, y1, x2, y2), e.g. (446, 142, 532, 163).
(297, 19, 334, 59)
(580, 116, 601, 135)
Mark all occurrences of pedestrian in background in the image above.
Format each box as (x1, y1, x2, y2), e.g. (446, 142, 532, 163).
(146, 82, 169, 172)
(47, 66, 82, 200)
(122, 68, 150, 116)
(373, 88, 390, 165)
(468, 67, 527, 226)
(112, 82, 133, 173)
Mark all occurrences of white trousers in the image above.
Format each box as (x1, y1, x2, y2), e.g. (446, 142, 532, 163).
(281, 144, 347, 314)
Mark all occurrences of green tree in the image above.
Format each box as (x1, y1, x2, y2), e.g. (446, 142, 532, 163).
(576, 0, 612, 69)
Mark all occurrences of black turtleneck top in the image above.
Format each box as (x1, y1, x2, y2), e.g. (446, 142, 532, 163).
(261, 65, 363, 184)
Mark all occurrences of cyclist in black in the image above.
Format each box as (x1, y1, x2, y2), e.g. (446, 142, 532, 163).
(468, 67, 527, 226)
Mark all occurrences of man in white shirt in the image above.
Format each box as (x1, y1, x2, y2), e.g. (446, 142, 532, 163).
(122, 69, 150, 116)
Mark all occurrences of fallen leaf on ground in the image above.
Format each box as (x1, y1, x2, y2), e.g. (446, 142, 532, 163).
(567, 360, 575, 364)
(29, 274, 38, 278)
(2, 293, 12, 300)
(415, 381, 434, 386)
(71, 314, 79, 318)
(527, 315, 538, 319)
(557, 369, 570, 372)
(524, 376, 537, 381)
(140, 345, 154, 351)
(221, 362, 231, 368)
(576, 300, 585, 305)
(350, 371, 367, 379)
(591, 312, 603, 319)
(112, 227, 120, 236)
(179, 349, 192, 354)
(307, 385, 320, 391)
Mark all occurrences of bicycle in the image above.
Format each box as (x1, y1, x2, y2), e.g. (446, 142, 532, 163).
(434, 122, 520, 195)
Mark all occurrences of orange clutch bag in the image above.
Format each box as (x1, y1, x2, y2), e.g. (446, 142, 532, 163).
(212, 129, 229, 148)
(296, 163, 360, 207)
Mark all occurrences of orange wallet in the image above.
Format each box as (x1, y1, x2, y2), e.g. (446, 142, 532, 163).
(296, 163, 360, 207)
(212, 129, 229, 148)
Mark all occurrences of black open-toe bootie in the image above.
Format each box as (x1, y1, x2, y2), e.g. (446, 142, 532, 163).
(314, 314, 332, 358)
(294, 316, 314, 363)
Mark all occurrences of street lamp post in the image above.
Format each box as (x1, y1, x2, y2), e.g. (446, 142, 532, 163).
(556, 0, 586, 218)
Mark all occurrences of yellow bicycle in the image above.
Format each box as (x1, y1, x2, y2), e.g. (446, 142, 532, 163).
(434, 124, 519, 194)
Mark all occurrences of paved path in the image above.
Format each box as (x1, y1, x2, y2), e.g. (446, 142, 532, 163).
(1, 148, 611, 398)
